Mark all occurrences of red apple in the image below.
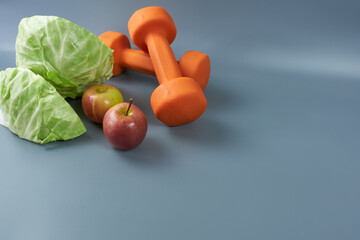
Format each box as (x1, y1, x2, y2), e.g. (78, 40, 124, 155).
(82, 84, 123, 123)
(103, 99, 147, 150)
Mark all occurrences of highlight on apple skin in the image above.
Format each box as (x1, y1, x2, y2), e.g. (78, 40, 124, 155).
(82, 84, 123, 123)
(103, 99, 148, 150)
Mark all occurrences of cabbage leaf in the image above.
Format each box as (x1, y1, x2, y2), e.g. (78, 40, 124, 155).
(16, 16, 113, 99)
(0, 67, 86, 144)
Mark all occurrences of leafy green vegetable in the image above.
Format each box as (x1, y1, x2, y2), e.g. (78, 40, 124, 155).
(0, 67, 86, 144)
(16, 15, 113, 99)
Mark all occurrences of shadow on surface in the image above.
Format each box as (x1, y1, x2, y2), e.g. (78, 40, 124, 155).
(116, 136, 169, 167)
(204, 82, 234, 110)
(67, 97, 85, 117)
(168, 115, 232, 147)
(115, 69, 158, 88)
(43, 132, 92, 150)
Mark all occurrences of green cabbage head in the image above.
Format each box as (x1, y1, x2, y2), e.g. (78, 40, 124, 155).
(16, 16, 113, 99)
(0, 68, 86, 144)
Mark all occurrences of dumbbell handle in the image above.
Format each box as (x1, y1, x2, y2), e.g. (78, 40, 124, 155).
(146, 33, 183, 84)
(117, 48, 188, 78)
(120, 48, 155, 76)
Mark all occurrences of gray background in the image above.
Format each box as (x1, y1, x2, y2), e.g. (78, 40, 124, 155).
(1, 0, 360, 239)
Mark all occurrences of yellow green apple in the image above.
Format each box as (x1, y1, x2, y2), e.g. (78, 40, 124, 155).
(82, 84, 123, 123)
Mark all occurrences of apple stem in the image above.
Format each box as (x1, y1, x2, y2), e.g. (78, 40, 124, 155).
(125, 98, 133, 116)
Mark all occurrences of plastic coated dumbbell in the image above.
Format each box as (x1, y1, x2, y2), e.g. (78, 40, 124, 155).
(128, 6, 207, 126)
(99, 31, 210, 91)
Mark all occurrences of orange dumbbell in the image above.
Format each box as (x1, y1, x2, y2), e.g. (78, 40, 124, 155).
(128, 6, 207, 126)
(99, 31, 210, 91)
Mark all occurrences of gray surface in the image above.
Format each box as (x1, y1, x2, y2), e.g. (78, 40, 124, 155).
(1, 0, 360, 239)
